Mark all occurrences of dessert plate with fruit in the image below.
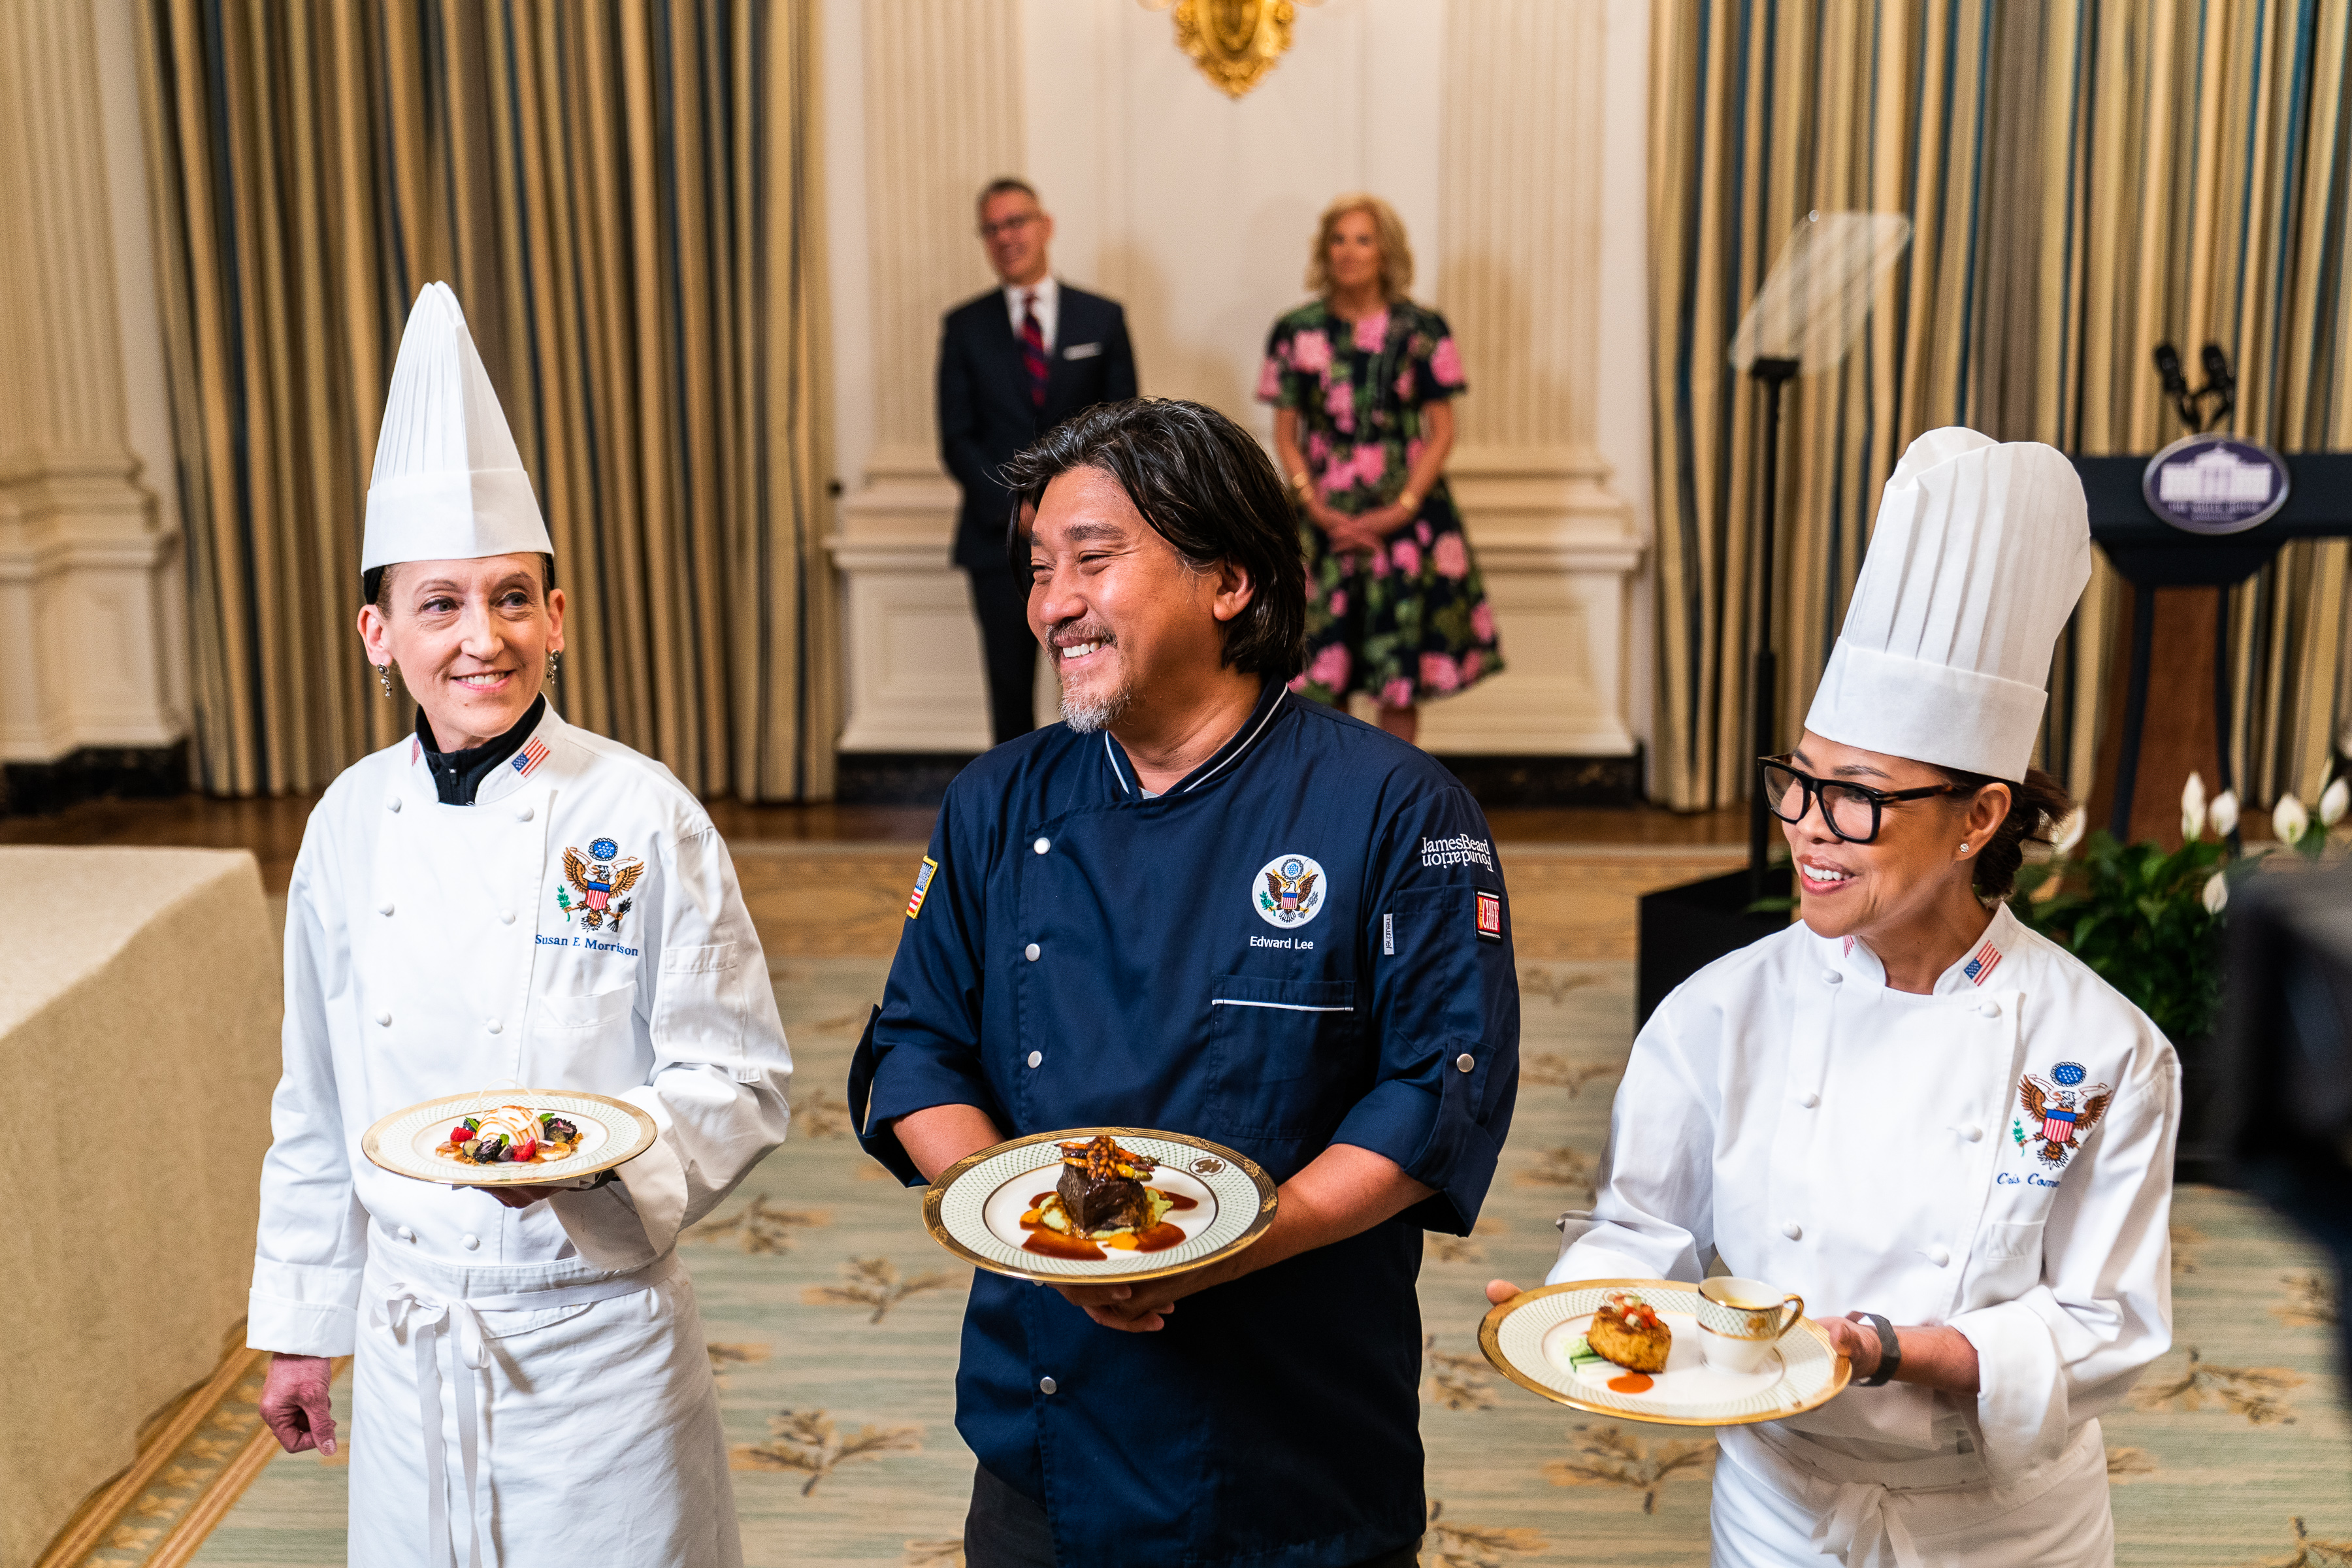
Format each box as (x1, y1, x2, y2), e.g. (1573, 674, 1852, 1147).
(362, 1089, 658, 1187)
(1478, 1279, 1850, 1426)
(924, 1128, 1277, 1284)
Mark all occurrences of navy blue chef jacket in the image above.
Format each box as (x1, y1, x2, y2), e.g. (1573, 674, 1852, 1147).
(850, 683, 1520, 1568)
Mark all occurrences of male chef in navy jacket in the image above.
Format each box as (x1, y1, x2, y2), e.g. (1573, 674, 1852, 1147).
(851, 399, 1520, 1568)
(938, 178, 1138, 745)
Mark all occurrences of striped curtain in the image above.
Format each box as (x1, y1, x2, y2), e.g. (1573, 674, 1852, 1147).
(1649, 1, 2352, 812)
(136, 0, 834, 800)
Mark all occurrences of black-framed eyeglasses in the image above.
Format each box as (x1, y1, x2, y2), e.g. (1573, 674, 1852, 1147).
(1756, 756, 1974, 845)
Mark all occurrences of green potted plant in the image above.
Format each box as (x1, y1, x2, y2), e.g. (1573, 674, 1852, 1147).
(2011, 768, 2343, 1177)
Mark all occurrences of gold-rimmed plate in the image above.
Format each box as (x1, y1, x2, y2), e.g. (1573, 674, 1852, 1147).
(923, 1127, 1277, 1286)
(361, 1090, 657, 1187)
(1479, 1279, 1850, 1428)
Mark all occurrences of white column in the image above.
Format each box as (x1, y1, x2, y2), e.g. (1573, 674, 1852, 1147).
(1420, 0, 1646, 757)
(825, 0, 1048, 753)
(0, 0, 186, 784)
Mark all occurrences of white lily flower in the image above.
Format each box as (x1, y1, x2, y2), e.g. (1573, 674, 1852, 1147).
(2051, 806, 2086, 856)
(2322, 777, 2349, 828)
(2274, 792, 2310, 845)
(2202, 870, 2229, 914)
(2211, 790, 2240, 838)
(2180, 772, 2208, 841)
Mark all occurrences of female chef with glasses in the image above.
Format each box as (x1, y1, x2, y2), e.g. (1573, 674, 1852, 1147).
(248, 284, 790, 1567)
(1490, 429, 2178, 1566)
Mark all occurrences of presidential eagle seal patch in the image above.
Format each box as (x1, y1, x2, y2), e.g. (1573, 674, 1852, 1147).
(559, 837, 646, 934)
(1254, 854, 1327, 928)
(2012, 1060, 2114, 1171)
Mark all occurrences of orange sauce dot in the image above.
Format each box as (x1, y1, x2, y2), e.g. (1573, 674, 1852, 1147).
(1607, 1373, 1655, 1394)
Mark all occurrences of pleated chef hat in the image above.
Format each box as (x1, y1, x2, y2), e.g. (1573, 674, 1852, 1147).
(361, 282, 552, 572)
(1802, 426, 2091, 781)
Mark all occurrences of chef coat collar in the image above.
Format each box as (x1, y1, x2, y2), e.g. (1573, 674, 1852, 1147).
(1821, 901, 2023, 998)
(1100, 678, 1288, 800)
(412, 694, 547, 806)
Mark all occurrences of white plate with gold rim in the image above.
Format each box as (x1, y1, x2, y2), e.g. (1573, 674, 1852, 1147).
(1479, 1279, 1850, 1426)
(923, 1127, 1277, 1286)
(361, 1090, 657, 1187)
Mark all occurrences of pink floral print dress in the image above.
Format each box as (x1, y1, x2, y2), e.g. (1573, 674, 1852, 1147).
(1258, 299, 1502, 708)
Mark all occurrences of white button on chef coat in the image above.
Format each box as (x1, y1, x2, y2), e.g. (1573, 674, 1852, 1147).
(376, 1010, 393, 1027)
(500, 910, 515, 925)
(395, 1225, 416, 1241)
(1926, 1243, 1952, 1266)
(1455, 1053, 1476, 1073)
(1025, 943, 1041, 962)
(487, 1019, 503, 1034)
(515, 804, 534, 821)
(378, 899, 395, 916)
(1033, 838, 1051, 855)
(1960, 1124, 1984, 1142)
(1039, 1376, 1058, 1395)
(1780, 1220, 1803, 1239)
(1027, 1051, 1043, 1068)
(462, 1233, 480, 1250)
(1799, 1091, 1820, 1109)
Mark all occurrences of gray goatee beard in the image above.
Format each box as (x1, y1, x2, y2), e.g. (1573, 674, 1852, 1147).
(1058, 678, 1134, 734)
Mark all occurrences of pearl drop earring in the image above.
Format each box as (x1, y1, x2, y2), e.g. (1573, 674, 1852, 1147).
(377, 664, 392, 698)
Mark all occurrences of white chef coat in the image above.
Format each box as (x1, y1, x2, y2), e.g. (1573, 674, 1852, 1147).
(1550, 902, 2178, 1567)
(250, 702, 791, 1567)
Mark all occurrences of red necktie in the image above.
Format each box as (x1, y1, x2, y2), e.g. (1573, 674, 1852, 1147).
(1021, 291, 1048, 410)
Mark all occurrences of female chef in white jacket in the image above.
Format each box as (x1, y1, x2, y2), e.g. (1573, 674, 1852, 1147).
(251, 283, 791, 1568)
(1489, 429, 2178, 1567)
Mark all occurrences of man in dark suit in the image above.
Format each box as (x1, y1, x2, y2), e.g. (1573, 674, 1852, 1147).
(938, 178, 1138, 744)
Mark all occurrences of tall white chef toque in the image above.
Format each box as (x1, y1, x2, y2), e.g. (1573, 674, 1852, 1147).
(1803, 426, 2091, 782)
(361, 282, 553, 572)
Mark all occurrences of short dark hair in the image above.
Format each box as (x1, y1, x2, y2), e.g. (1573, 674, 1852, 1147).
(363, 553, 557, 611)
(977, 177, 1039, 215)
(1000, 399, 1307, 685)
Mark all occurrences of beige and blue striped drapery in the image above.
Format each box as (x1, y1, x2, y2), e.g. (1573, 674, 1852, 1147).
(137, 0, 834, 800)
(1649, 1, 2352, 812)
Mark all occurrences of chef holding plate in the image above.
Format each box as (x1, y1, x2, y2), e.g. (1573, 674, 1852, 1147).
(249, 283, 791, 1567)
(851, 399, 1520, 1568)
(1488, 429, 2178, 1566)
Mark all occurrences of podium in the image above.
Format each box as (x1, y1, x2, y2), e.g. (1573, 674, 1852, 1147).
(2071, 450, 2352, 838)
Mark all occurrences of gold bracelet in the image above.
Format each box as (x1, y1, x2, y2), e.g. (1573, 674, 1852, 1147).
(1398, 488, 1424, 513)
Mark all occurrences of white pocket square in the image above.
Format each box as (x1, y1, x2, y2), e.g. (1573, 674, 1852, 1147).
(1062, 342, 1103, 360)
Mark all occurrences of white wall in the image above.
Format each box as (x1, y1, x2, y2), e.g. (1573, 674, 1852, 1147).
(826, 0, 1650, 762)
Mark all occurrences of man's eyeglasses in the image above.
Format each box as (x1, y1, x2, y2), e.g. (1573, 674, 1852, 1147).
(979, 212, 1038, 240)
(1756, 756, 1974, 845)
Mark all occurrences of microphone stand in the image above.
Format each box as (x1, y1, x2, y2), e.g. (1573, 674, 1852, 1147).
(1748, 357, 1799, 905)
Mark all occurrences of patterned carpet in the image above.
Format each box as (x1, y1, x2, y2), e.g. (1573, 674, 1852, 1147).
(148, 951, 2351, 1567)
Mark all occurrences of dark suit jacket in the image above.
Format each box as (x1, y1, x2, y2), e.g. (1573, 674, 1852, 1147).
(937, 282, 1137, 569)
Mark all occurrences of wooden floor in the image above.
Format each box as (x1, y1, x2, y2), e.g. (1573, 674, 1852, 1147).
(2, 792, 1752, 960)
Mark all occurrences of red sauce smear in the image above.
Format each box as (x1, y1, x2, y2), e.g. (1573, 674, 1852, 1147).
(1607, 1373, 1656, 1394)
(1019, 1221, 1106, 1260)
(1016, 1187, 1194, 1260)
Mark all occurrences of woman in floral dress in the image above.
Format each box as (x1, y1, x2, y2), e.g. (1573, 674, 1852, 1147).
(1258, 193, 1501, 743)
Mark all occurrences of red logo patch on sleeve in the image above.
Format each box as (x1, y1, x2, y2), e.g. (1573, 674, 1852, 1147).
(1475, 889, 1503, 941)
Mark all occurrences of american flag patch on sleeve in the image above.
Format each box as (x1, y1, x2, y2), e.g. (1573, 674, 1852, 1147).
(1963, 939, 2002, 985)
(906, 857, 939, 919)
(512, 736, 550, 777)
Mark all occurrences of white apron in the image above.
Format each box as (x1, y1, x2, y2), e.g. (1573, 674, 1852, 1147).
(1551, 904, 2178, 1567)
(250, 704, 792, 1566)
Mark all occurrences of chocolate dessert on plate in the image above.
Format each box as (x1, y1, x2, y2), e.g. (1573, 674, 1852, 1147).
(1056, 1134, 1158, 1232)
